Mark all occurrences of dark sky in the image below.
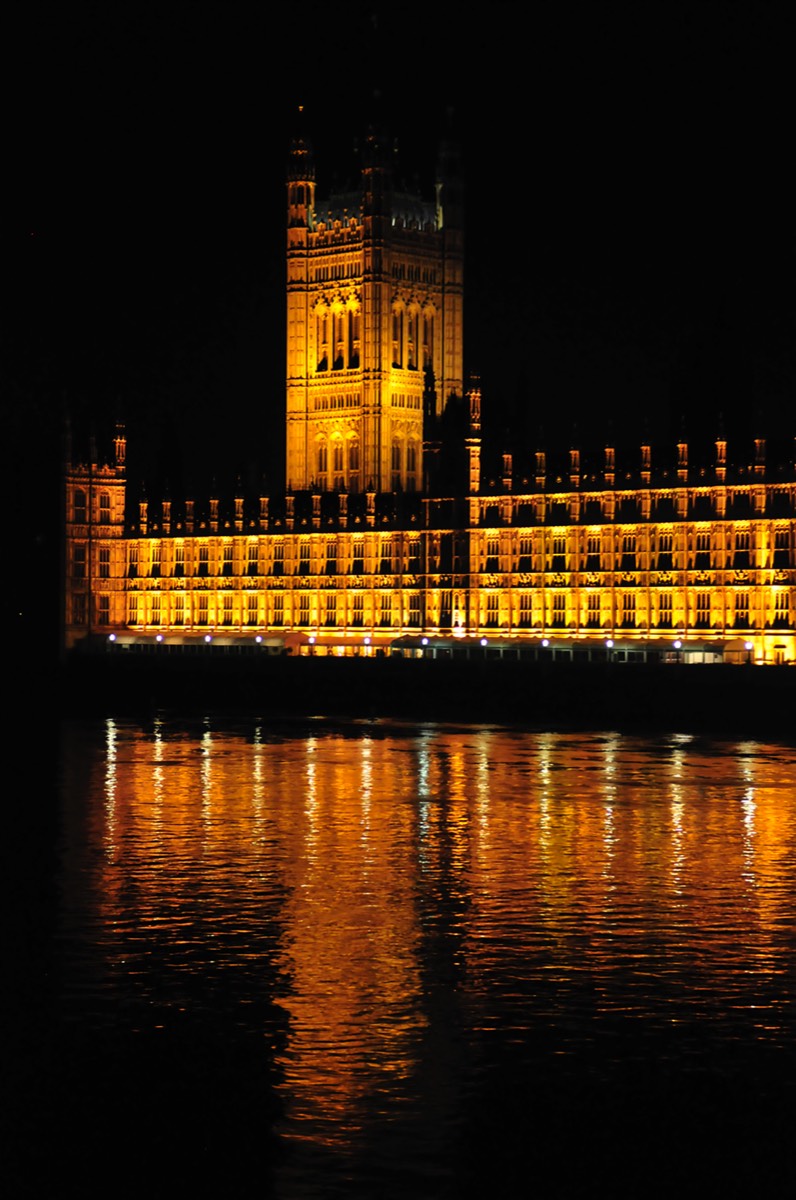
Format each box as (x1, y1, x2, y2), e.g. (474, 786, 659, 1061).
(11, 1, 795, 497)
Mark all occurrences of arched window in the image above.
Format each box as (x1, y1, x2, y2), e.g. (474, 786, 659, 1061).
(74, 489, 87, 523)
(422, 310, 434, 369)
(406, 442, 418, 491)
(348, 308, 360, 368)
(392, 308, 403, 368)
(406, 309, 418, 369)
(332, 440, 345, 490)
(347, 437, 360, 491)
(317, 440, 328, 478)
(391, 441, 402, 491)
(317, 310, 329, 371)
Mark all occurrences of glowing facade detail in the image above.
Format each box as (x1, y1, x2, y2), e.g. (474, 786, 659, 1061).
(63, 132, 796, 664)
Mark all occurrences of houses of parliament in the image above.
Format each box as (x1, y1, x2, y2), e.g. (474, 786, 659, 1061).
(63, 127, 796, 666)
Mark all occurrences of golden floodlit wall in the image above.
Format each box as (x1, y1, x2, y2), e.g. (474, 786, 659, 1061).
(62, 131, 796, 663)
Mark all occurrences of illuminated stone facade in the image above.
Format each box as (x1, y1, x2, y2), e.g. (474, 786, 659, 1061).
(63, 133, 796, 664)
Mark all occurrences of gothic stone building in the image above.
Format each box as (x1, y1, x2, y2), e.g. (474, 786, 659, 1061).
(63, 131, 796, 666)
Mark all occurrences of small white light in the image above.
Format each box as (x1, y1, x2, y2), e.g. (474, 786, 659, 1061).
(309, 635, 316, 644)
(744, 641, 753, 651)
(156, 634, 163, 643)
(606, 639, 614, 649)
(673, 639, 682, 650)
(255, 635, 262, 644)
(480, 637, 488, 647)
(421, 637, 428, 645)
(364, 636, 371, 645)
(108, 633, 116, 642)
(541, 638, 549, 648)
(204, 634, 212, 644)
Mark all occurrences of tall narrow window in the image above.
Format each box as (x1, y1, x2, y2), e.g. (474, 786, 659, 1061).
(406, 442, 417, 492)
(99, 494, 111, 525)
(392, 309, 403, 367)
(99, 547, 110, 578)
(74, 489, 87, 524)
(391, 441, 402, 491)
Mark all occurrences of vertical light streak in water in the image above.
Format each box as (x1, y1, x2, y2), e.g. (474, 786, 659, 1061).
(669, 738, 686, 894)
(103, 718, 117, 858)
(601, 734, 619, 881)
(416, 727, 432, 867)
(739, 745, 757, 888)
(200, 718, 213, 824)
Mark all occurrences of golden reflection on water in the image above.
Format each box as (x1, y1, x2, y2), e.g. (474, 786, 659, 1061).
(59, 719, 796, 1161)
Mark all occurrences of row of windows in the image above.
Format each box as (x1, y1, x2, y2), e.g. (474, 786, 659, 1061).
(102, 588, 792, 633)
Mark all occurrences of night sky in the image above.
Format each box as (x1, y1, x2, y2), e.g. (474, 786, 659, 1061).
(11, 1, 795, 503)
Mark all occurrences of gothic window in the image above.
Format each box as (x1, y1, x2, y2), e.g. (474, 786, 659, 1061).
(127, 594, 139, 625)
(621, 534, 637, 571)
(518, 534, 532, 571)
(245, 594, 258, 626)
(222, 543, 233, 576)
(98, 595, 110, 626)
(407, 593, 421, 627)
(656, 532, 673, 570)
(273, 594, 284, 626)
(406, 309, 418, 369)
(326, 540, 338, 574)
(351, 593, 364, 627)
(318, 439, 328, 480)
(73, 544, 87, 579)
(518, 592, 533, 627)
(773, 591, 790, 628)
(352, 539, 364, 575)
(99, 493, 111, 524)
(552, 535, 566, 571)
(732, 529, 750, 568)
(391, 441, 402, 491)
(198, 544, 209, 577)
(621, 592, 636, 628)
(658, 592, 672, 628)
(324, 593, 337, 627)
(197, 595, 208, 625)
(99, 547, 110, 579)
(773, 528, 791, 568)
(72, 593, 87, 626)
(247, 542, 259, 576)
(485, 536, 499, 572)
(349, 309, 360, 368)
(407, 537, 421, 573)
(380, 536, 393, 574)
(272, 541, 284, 576)
(586, 533, 601, 571)
(174, 595, 185, 626)
(695, 591, 711, 628)
(551, 593, 566, 627)
(406, 442, 418, 492)
(422, 311, 433, 369)
(151, 543, 161, 577)
(379, 593, 392, 627)
(734, 592, 750, 629)
(317, 311, 329, 371)
(127, 543, 139, 577)
(695, 531, 711, 569)
(392, 309, 403, 368)
(333, 441, 345, 489)
(298, 594, 311, 626)
(175, 543, 184, 577)
(587, 593, 601, 627)
(299, 540, 311, 575)
(333, 310, 345, 369)
(151, 594, 161, 627)
(348, 438, 360, 489)
(485, 594, 499, 627)
(74, 489, 87, 524)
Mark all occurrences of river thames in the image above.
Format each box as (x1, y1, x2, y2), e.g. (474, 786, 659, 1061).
(11, 717, 796, 1197)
